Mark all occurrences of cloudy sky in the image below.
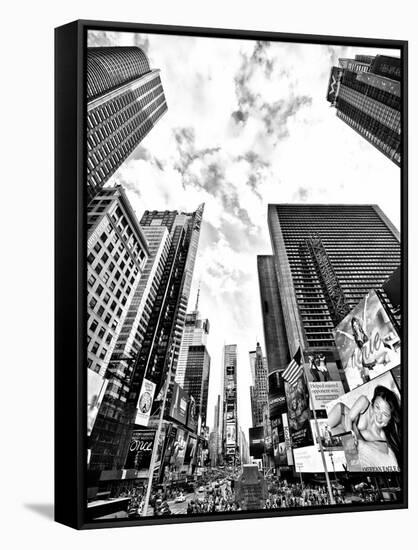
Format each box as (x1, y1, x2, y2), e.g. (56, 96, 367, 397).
(88, 30, 400, 437)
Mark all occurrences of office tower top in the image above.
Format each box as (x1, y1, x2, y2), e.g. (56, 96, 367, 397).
(327, 54, 401, 166)
(267, 204, 400, 355)
(249, 343, 268, 428)
(87, 46, 168, 199)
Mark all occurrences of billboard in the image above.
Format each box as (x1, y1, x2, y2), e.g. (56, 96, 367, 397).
(334, 290, 401, 390)
(169, 382, 189, 425)
(305, 352, 346, 411)
(184, 435, 197, 465)
(249, 426, 265, 459)
(226, 422, 236, 446)
(125, 428, 155, 472)
(325, 371, 401, 472)
(326, 66, 343, 103)
(170, 427, 188, 468)
(87, 369, 109, 436)
(187, 395, 198, 432)
(284, 374, 313, 448)
(135, 377, 156, 426)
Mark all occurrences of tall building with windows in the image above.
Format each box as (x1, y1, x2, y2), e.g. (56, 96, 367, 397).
(249, 343, 269, 427)
(263, 204, 400, 359)
(126, 204, 205, 422)
(87, 47, 168, 199)
(327, 54, 401, 165)
(89, 224, 170, 471)
(87, 186, 149, 377)
(175, 308, 211, 426)
(222, 344, 239, 463)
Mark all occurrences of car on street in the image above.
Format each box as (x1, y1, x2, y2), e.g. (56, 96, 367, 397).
(175, 494, 186, 503)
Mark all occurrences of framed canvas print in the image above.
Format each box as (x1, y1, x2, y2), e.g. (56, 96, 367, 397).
(55, 19, 408, 529)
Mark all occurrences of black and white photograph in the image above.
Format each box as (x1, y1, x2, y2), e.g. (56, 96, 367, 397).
(83, 27, 405, 524)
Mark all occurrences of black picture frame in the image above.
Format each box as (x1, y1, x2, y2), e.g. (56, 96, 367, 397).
(55, 19, 408, 530)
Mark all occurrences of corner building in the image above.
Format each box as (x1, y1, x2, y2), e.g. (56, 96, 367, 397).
(327, 54, 401, 166)
(87, 47, 168, 199)
(266, 204, 400, 357)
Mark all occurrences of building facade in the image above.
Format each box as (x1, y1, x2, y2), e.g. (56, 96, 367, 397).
(327, 54, 401, 166)
(222, 344, 239, 463)
(265, 203, 401, 359)
(249, 343, 269, 427)
(87, 47, 168, 199)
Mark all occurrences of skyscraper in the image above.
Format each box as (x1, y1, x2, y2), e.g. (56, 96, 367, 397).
(249, 343, 268, 427)
(327, 54, 401, 166)
(87, 46, 168, 199)
(222, 344, 239, 463)
(264, 204, 400, 358)
(126, 204, 204, 421)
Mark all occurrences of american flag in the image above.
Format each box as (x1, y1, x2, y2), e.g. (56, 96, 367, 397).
(282, 347, 303, 386)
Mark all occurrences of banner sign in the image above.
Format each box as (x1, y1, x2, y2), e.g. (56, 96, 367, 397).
(284, 374, 313, 448)
(187, 395, 198, 432)
(334, 290, 401, 390)
(135, 377, 156, 426)
(326, 372, 401, 472)
(226, 422, 236, 446)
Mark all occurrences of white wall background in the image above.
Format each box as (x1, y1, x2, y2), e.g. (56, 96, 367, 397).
(1, 1, 416, 548)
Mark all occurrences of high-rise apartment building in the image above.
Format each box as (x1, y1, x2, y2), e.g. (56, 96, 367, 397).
(264, 204, 400, 358)
(249, 343, 269, 427)
(87, 47, 168, 199)
(327, 54, 401, 165)
(222, 344, 239, 463)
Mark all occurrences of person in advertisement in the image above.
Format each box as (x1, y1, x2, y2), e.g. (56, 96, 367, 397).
(327, 382, 400, 471)
(335, 291, 401, 389)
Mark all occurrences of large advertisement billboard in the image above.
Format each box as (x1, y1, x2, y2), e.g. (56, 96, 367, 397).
(226, 422, 236, 446)
(305, 352, 346, 411)
(325, 371, 401, 473)
(334, 290, 400, 391)
(135, 377, 156, 427)
(284, 374, 313, 448)
(187, 395, 198, 432)
(125, 428, 155, 473)
(169, 382, 189, 425)
(326, 66, 342, 103)
(249, 426, 265, 459)
(87, 369, 109, 436)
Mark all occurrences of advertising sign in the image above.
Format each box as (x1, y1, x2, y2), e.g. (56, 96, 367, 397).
(284, 374, 313, 448)
(169, 382, 189, 425)
(334, 290, 401, 390)
(293, 443, 346, 474)
(170, 428, 188, 468)
(125, 429, 155, 472)
(187, 395, 198, 433)
(309, 381, 345, 411)
(184, 436, 197, 465)
(326, 66, 343, 103)
(226, 422, 236, 445)
(282, 413, 294, 466)
(87, 369, 109, 436)
(268, 370, 287, 420)
(325, 371, 401, 472)
(135, 377, 156, 426)
(249, 426, 265, 459)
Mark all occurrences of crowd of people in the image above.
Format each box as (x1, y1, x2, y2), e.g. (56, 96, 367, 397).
(265, 481, 346, 508)
(186, 483, 241, 514)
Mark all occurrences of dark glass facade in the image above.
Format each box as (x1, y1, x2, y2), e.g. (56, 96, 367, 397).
(327, 54, 401, 166)
(182, 344, 211, 426)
